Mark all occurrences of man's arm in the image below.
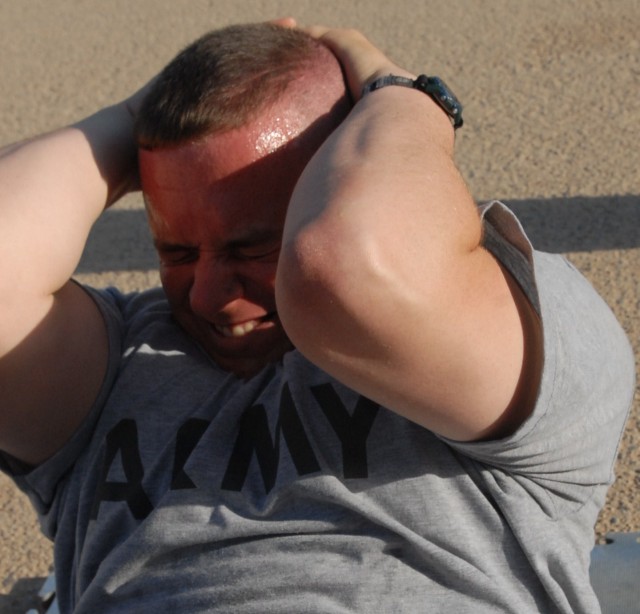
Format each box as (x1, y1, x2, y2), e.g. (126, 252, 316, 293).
(0, 98, 141, 465)
(276, 28, 542, 442)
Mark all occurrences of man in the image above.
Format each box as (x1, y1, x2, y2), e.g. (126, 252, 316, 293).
(0, 22, 634, 613)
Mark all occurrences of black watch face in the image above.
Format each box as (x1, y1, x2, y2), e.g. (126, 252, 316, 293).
(417, 76, 463, 128)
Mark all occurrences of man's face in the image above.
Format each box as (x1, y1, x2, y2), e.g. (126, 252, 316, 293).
(138, 111, 319, 378)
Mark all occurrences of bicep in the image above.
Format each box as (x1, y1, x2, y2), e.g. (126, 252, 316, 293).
(280, 244, 541, 442)
(404, 250, 542, 441)
(0, 281, 108, 465)
(388, 249, 541, 441)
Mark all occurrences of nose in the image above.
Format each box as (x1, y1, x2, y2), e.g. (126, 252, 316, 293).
(189, 254, 243, 318)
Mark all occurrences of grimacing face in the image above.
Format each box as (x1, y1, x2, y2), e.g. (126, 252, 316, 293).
(138, 108, 323, 378)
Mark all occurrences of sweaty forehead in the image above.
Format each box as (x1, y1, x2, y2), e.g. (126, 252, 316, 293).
(142, 108, 313, 183)
(251, 114, 306, 157)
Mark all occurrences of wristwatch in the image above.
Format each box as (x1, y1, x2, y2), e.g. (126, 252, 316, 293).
(361, 74, 463, 129)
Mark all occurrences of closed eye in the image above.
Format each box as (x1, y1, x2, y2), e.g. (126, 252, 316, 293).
(156, 245, 199, 266)
(233, 243, 281, 262)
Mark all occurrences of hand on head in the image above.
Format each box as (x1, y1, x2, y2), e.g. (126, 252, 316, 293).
(303, 26, 414, 102)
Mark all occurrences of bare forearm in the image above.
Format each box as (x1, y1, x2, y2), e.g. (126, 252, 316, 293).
(0, 102, 138, 298)
(280, 27, 480, 291)
(278, 84, 481, 333)
(284, 84, 478, 268)
(276, 28, 533, 441)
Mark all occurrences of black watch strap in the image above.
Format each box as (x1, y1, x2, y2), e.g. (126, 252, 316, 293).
(361, 74, 463, 129)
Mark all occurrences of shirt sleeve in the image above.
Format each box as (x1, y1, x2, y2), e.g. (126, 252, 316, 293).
(443, 201, 635, 509)
(0, 285, 125, 530)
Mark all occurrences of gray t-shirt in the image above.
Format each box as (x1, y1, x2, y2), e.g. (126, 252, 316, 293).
(2, 202, 635, 613)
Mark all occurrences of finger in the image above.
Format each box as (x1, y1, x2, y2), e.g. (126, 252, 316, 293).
(303, 25, 330, 38)
(306, 27, 410, 101)
(270, 17, 297, 28)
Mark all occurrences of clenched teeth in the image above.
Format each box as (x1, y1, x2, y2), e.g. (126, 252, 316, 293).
(215, 320, 260, 338)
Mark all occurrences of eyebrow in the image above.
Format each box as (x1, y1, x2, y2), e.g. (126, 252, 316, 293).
(153, 228, 282, 253)
(226, 228, 282, 250)
(153, 240, 194, 252)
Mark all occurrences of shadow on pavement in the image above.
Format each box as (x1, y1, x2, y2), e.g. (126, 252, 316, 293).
(504, 194, 640, 253)
(75, 194, 640, 275)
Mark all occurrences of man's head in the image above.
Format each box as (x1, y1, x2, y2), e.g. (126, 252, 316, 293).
(136, 23, 350, 378)
(135, 23, 349, 148)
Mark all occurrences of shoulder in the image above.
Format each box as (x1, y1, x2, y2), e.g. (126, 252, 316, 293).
(451, 202, 634, 494)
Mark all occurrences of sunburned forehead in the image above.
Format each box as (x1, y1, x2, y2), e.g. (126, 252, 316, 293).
(139, 110, 306, 195)
(138, 101, 323, 234)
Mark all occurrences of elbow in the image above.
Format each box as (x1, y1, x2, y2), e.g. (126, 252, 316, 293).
(275, 220, 407, 363)
(276, 221, 363, 349)
(275, 224, 341, 353)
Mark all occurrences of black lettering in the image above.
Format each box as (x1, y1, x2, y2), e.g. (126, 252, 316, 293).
(220, 404, 276, 492)
(90, 419, 153, 520)
(221, 383, 320, 492)
(171, 418, 209, 489)
(279, 384, 322, 475)
(311, 385, 379, 478)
